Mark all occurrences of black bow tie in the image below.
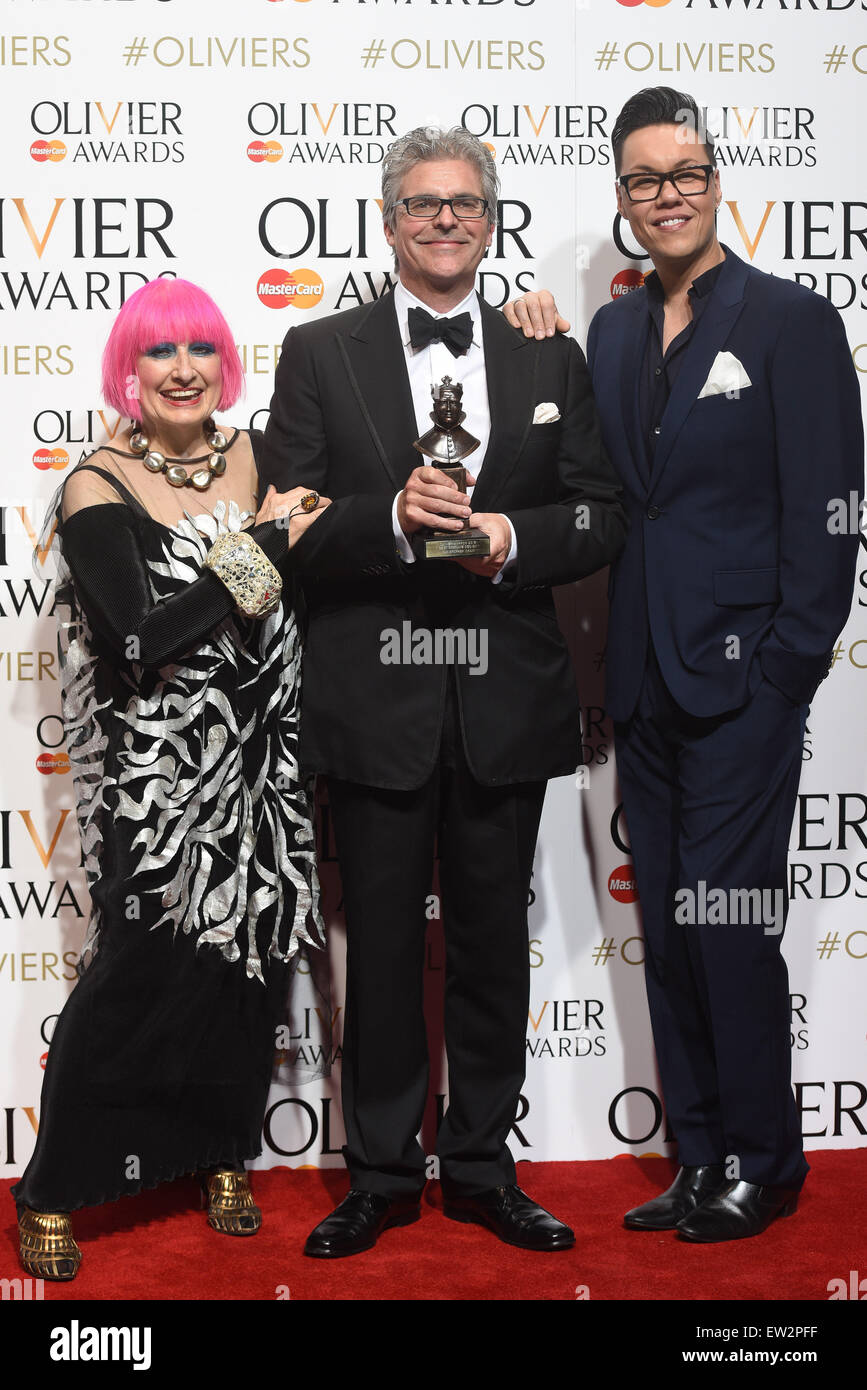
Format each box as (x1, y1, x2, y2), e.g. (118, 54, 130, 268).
(407, 306, 474, 358)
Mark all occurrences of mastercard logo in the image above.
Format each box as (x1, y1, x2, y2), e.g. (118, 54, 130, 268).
(33, 447, 69, 471)
(36, 751, 71, 776)
(30, 139, 67, 163)
(617, 0, 673, 6)
(247, 139, 283, 164)
(608, 865, 639, 903)
(40, 1052, 49, 1070)
(483, 142, 496, 160)
(610, 269, 646, 299)
(257, 267, 324, 310)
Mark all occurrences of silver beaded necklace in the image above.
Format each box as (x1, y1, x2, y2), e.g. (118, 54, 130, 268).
(127, 417, 233, 491)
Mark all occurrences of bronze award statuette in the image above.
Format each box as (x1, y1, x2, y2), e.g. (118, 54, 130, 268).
(413, 377, 491, 560)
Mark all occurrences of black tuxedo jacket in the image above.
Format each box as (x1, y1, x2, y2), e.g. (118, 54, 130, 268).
(260, 291, 627, 789)
(587, 247, 864, 722)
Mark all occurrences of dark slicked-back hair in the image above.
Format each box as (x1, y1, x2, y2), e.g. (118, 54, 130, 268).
(611, 87, 716, 174)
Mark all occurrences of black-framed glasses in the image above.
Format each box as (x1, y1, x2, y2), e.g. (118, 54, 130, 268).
(617, 165, 714, 203)
(398, 195, 489, 220)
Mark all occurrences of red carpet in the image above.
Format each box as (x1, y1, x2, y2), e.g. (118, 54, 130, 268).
(2, 1151, 864, 1301)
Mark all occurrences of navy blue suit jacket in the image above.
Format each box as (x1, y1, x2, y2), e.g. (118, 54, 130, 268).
(587, 247, 864, 723)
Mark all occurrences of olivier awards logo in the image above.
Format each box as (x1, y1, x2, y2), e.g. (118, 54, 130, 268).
(245, 102, 397, 166)
(460, 103, 612, 170)
(28, 100, 184, 165)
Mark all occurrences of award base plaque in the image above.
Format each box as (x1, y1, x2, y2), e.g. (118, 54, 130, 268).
(425, 531, 491, 559)
(423, 463, 491, 558)
(413, 377, 491, 560)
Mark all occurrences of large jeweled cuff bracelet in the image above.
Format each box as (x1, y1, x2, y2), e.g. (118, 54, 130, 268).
(202, 532, 282, 618)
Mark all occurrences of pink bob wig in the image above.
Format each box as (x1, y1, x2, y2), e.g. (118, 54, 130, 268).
(101, 277, 245, 421)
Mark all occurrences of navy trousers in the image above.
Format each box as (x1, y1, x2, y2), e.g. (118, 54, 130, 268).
(614, 647, 809, 1188)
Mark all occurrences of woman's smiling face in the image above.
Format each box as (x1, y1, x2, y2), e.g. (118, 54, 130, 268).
(134, 340, 223, 434)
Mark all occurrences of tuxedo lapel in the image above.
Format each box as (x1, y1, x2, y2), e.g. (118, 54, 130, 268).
(650, 250, 750, 492)
(470, 299, 533, 512)
(340, 293, 421, 490)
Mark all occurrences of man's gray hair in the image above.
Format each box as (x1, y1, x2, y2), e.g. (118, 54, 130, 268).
(381, 126, 499, 234)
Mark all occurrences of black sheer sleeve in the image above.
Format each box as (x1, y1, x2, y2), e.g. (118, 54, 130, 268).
(60, 503, 291, 670)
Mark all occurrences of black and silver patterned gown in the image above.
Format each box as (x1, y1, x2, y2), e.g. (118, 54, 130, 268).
(12, 447, 322, 1213)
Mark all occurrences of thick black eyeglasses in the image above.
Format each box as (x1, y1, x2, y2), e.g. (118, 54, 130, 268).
(617, 165, 714, 203)
(398, 196, 489, 220)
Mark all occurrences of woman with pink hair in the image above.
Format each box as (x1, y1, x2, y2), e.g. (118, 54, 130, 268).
(12, 277, 328, 1280)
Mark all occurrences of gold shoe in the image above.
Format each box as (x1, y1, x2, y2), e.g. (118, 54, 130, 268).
(18, 1208, 82, 1281)
(203, 1170, 261, 1236)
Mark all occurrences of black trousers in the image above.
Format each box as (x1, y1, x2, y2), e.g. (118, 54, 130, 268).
(325, 682, 546, 1199)
(614, 646, 809, 1188)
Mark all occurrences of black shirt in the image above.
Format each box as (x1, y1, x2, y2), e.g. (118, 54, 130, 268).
(640, 257, 726, 468)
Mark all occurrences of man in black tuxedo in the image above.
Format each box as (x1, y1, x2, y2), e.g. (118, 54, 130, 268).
(508, 87, 863, 1242)
(260, 126, 626, 1257)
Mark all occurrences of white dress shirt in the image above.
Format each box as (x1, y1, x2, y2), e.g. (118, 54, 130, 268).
(389, 279, 517, 579)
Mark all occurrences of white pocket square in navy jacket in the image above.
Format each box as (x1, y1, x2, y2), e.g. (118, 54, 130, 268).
(698, 351, 752, 399)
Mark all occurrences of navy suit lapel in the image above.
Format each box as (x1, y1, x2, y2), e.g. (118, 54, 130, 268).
(650, 250, 750, 493)
(470, 299, 533, 513)
(620, 289, 652, 492)
(341, 293, 421, 491)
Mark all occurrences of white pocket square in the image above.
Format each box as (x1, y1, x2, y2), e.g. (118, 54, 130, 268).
(533, 402, 561, 423)
(697, 351, 752, 399)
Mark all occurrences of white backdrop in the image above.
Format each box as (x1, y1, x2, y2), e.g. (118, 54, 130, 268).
(1, 0, 865, 1182)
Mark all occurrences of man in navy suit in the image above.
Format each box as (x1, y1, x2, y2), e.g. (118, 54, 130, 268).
(508, 87, 863, 1241)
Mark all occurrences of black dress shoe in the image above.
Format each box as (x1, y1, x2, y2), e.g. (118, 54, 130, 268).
(443, 1185, 575, 1251)
(676, 1179, 801, 1243)
(304, 1190, 420, 1258)
(623, 1164, 725, 1231)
